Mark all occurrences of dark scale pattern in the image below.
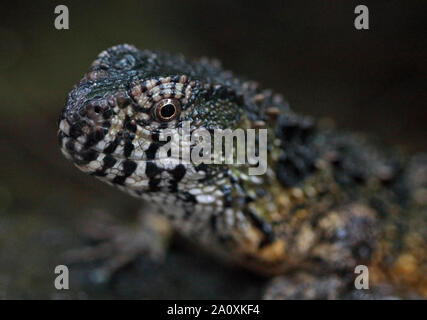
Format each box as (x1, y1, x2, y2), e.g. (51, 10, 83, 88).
(111, 160, 137, 185)
(275, 113, 317, 187)
(84, 129, 107, 149)
(169, 164, 186, 182)
(145, 143, 159, 160)
(143, 162, 164, 192)
(102, 154, 117, 169)
(79, 149, 98, 164)
(104, 136, 120, 154)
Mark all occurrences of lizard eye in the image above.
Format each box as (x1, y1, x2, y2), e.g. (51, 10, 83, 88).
(153, 99, 181, 122)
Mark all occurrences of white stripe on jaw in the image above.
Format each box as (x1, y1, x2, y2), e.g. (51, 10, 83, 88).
(59, 120, 70, 135)
(195, 194, 215, 204)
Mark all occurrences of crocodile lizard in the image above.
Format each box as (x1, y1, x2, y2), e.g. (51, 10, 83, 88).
(58, 44, 426, 299)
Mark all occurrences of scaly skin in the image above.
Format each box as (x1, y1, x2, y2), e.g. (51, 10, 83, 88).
(58, 44, 426, 299)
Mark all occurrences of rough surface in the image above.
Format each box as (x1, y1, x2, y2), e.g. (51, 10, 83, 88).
(58, 44, 426, 299)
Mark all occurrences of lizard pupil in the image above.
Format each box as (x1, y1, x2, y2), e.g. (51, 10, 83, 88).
(161, 104, 175, 118)
(154, 99, 180, 121)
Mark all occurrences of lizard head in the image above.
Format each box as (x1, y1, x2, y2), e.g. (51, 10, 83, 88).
(58, 44, 302, 248)
(58, 44, 256, 205)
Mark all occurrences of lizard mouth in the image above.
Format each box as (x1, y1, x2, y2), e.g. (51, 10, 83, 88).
(57, 119, 202, 195)
(58, 124, 190, 170)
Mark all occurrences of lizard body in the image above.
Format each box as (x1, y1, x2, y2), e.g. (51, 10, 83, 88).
(58, 44, 426, 299)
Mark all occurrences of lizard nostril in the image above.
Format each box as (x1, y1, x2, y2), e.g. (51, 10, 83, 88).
(93, 106, 101, 114)
(83, 103, 108, 123)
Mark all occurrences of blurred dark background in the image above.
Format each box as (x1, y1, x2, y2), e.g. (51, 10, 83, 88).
(0, 0, 425, 299)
